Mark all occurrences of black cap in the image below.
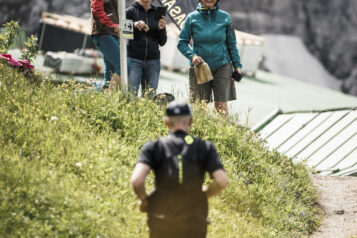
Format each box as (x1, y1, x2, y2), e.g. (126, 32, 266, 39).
(166, 101, 192, 116)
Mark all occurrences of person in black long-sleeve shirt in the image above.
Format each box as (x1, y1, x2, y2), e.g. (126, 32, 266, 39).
(126, 0, 167, 96)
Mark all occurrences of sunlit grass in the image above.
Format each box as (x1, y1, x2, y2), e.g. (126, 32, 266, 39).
(0, 64, 320, 237)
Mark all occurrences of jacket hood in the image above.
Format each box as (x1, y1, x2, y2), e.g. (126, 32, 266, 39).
(196, 2, 220, 11)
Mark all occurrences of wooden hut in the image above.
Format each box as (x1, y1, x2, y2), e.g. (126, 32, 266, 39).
(38, 12, 94, 52)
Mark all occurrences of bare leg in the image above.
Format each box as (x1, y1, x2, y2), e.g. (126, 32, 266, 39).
(214, 101, 229, 119)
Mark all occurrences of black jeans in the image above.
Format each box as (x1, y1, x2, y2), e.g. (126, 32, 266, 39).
(150, 229, 206, 238)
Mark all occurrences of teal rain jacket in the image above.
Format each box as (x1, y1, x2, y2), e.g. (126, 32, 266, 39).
(177, 3, 242, 70)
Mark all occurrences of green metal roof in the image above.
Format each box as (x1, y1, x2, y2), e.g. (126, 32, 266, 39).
(254, 108, 357, 176)
(158, 70, 357, 126)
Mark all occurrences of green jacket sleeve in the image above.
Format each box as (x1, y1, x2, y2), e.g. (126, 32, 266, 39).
(226, 17, 243, 69)
(177, 15, 195, 61)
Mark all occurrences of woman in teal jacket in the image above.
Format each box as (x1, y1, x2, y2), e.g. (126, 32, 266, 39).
(177, 0, 242, 118)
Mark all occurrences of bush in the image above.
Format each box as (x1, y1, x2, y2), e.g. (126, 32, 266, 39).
(0, 64, 320, 237)
(0, 21, 37, 63)
(0, 21, 19, 54)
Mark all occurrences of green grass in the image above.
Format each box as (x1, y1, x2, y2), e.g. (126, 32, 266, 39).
(0, 63, 320, 237)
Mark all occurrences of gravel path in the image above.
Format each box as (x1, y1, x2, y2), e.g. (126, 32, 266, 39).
(311, 175, 357, 238)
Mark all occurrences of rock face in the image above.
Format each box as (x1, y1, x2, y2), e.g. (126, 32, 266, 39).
(219, 0, 357, 95)
(0, 0, 90, 33)
(261, 35, 341, 90)
(1, 0, 356, 95)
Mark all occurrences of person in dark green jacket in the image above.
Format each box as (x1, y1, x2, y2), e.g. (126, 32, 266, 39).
(177, 0, 243, 118)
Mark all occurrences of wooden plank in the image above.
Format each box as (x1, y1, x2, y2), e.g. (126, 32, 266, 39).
(40, 12, 91, 35)
(266, 113, 315, 150)
(320, 137, 357, 173)
(331, 158, 357, 176)
(314, 132, 357, 171)
(302, 111, 357, 167)
(258, 114, 293, 140)
(279, 112, 332, 154)
(286, 111, 348, 161)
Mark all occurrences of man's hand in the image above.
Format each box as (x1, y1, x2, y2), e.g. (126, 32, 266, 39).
(131, 163, 151, 212)
(202, 185, 208, 193)
(139, 198, 148, 213)
(134, 20, 147, 31)
(158, 16, 166, 30)
(192, 55, 203, 66)
(203, 169, 228, 199)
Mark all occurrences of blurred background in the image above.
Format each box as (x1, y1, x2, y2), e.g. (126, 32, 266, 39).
(1, 0, 357, 175)
(1, 0, 356, 96)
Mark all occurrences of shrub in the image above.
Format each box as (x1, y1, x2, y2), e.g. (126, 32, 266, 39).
(0, 21, 19, 54)
(21, 35, 38, 62)
(0, 64, 320, 237)
(0, 21, 37, 63)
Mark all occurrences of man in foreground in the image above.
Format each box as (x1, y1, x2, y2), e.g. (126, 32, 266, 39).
(131, 101, 228, 238)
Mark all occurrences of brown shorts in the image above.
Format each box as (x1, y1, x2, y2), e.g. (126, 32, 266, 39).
(150, 229, 206, 238)
(189, 63, 236, 102)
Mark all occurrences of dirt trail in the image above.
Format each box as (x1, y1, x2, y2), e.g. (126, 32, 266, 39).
(311, 175, 357, 238)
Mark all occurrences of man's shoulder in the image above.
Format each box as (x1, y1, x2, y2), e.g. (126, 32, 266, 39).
(143, 136, 170, 150)
(191, 136, 215, 149)
(152, 134, 215, 151)
(141, 139, 159, 151)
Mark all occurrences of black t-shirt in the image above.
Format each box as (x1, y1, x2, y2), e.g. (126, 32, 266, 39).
(138, 130, 223, 230)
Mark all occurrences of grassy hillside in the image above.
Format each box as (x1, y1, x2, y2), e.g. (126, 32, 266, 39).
(0, 64, 320, 237)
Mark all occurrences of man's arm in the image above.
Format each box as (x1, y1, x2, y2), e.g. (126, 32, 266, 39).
(203, 169, 228, 199)
(131, 163, 151, 212)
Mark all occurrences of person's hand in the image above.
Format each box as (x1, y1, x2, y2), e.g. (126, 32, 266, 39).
(236, 68, 242, 73)
(158, 16, 166, 30)
(134, 20, 146, 31)
(192, 55, 203, 66)
(202, 185, 209, 199)
(139, 198, 148, 213)
(114, 24, 120, 33)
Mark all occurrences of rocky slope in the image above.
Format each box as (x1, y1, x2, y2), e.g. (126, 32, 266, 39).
(261, 34, 341, 90)
(0, 0, 90, 34)
(1, 0, 356, 95)
(219, 0, 357, 95)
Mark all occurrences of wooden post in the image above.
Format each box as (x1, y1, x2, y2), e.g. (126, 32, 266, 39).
(118, 0, 128, 92)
